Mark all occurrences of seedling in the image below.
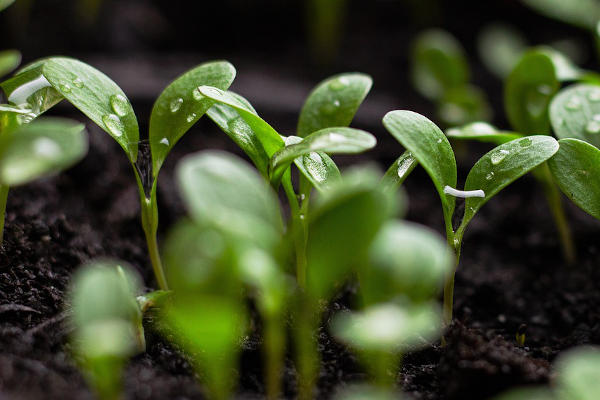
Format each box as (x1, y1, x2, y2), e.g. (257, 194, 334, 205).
(1, 57, 237, 290)
(383, 110, 559, 327)
(411, 29, 491, 126)
(67, 260, 144, 400)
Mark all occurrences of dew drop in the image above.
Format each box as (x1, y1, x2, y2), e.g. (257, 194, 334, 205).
(59, 81, 71, 93)
(436, 138, 442, 144)
(328, 77, 349, 91)
(593, 114, 600, 122)
(490, 149, 510, 165)
(565, 96, 582, 111)
(586, 120, 600, 134)
(299, 214, 305, 220)
(110, 94, 129, 117)
(72, 78, 84, 88)
(160, 137, 170, 146)
(192, 88, 204, 101)
(588, 90, 600, 102)
(519, 138, 532, 147)
(321, 100, 341, 115)
(485, 171, 494, 181)
(186, 113, 197, 123)
(102, 114, 124, 137)
(170, 98, 183, 113)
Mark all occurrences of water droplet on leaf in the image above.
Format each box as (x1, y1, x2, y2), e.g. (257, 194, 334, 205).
(588, 90, 600, 102)
(321, 100, 340, 115)
(490, 149, 510, 165)
(186, 113, 197, 123)
(192, 88, 203, 101)
(586, 120, 600, 134)
(160, 137, 169, 146)
(485, 172, 494, 181)
(72, 78, 84, 88)
(59, 82, 71, 93)
(328, 77, 349, 91)
(102, 114, 124, 137)
(170, 98, 183, 113)
(565, 96, 582, 110)
(110, 94, 129, 117)
(518, 138, 532, 147)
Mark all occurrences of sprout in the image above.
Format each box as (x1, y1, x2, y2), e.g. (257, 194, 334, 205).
(67, 260, 144, 400)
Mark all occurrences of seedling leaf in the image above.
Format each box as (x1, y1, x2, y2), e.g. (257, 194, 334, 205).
(547, 138, 600, 220)
(176, 151, 283, 248)
(42, 57, 139, 162)
(0, 0, 14, 12)
(555, 346, 600, 400)
(0, 50, 20, 77)
(505, 50, 559, 134)
(522, 0, 600, 30)
(383, 110, 457, 224)
(381, 151, 417, 192)
(438, 85, 491, 126)
(149, 61, 236, 175)
(297, 73, 372, 137)
(270, 127, 376, 184)
(446, 121, 523, 145)
(197, 86, 284, 156)
(0, 118, 88, 186)
(549, 84, 600, 149)
(477, 24, 526, 78)
(461, 136, 559, 229)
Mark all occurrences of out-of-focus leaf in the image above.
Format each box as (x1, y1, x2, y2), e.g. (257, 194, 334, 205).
(437, 85, 492, 126)
(446, 122, 523, 145)
(0, 50, 21, 77)
(478, 24, 527, 78)
(522, 0, 600, 30)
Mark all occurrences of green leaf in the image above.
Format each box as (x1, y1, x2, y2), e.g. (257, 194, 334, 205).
(0, 0, 14, 12)
(0, 104, 33, 135)
(383, 110, 457, 225)
(363, 221, 453, 304)
(549, 84, 600, 149)
(1, 64, 63, 119)
(176, 150, 283, 248)
(504, 50, 559, 134)
(381, 151, 418, 192)
(555, 346, 600, 400)
(437, 85, 492, 126)
(269, 128, 376, 184)
(0, 118, 88, 186)
(149, 61, 236, 175)
(330, 302, 441, 352)
(411, 29, 469, 100)
(446, 121, 523, 145)
(206, 103, 269, 177)
(295, 151, 341, 192)
(197, 86, 284, 156)
(460, 136, 559, 230)
(477, 24, 527, 79)
(306, 168, 394, 300)
(548, 138, 600, 220)
(297, 73, 372, 137)
(0, 50, 20, 77)
(522, 0, 600, 30)
(541, 47, 583, 82)
(42, 57, 139, 163)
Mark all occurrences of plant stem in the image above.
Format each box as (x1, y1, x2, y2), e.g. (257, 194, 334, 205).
(296, 298, 318, 400)
(283, 179, 308, 288)
(141, 206, 168, 291)
(443, 226, 462, 330)
(0, 184, 9, 244)
(265, 314, 285, 400)
(538, 164, 576, 265)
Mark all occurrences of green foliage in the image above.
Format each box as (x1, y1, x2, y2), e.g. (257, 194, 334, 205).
(68, 260, 144, 400)
(0, 50, 21, 78)
(522, 0, 600, 30)
(380, 151, 417, 193)
(0, 117, 88, 186)
(297, 73, 372, 137)
(550, 84, 600, 149)
(0, 0, 14, 12)
(504, 49, 559, 134)
(478, 24, 527, 79)
(548, 138, 600, 220)
(446, 122, 523, 145)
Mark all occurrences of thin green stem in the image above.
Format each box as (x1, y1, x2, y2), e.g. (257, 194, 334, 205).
(283, 178, 308, 288)
(265, 313, 285, 400)
(538, 163, 576, 265)
(296, 298, 318, 400)
(141, 204, 168, 291)
(0, 184, 9, 244)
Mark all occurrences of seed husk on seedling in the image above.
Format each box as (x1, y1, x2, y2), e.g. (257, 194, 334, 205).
(383, 110, 559, 327)
(67, 260, 144, 400)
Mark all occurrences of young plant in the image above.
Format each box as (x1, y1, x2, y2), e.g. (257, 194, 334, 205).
(383, 110, 559, 327)
(411, 29, 491, 126)
(67, 260, 144, 400)
(1, 57, 237, 290)
(0, 0, 20, 79)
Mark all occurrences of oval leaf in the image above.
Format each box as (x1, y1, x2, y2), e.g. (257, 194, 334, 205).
(461, 136, 559, 229)
(0, 50, 20, 77)
(381, 151, 417, 192)
(411, 29, 469, 100)
(477, 23, 527, 79)
(548, 138, 600, 220)
(504, 50, 559, 134)
(149, 61, 236, 175)
(176, 150, 283, 248)
(383, 110, 457, 222)
(550, 84, 600, 149)
(446, 121, 523, 145)
(0, 0, 14, 12)
(42, 57, 139, 162)
(0, 117, 88, 186)
(270, 127, 376, 184)
(297, 73, 372, 137)
(295, 151, 341, 192)
(206, 103, 269, 177)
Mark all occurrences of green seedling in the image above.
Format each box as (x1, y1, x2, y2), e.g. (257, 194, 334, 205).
(411, 29, 491, 126)
(477, 24, 527, 79)
(0, 117, 88, 241)
(295, 167, 396, 399)
(331, 301, 441, 388)
(171, 150, 286, 399)
(383, 110, 559, 327)
(1, 57, 237, 290)
(68, 260, 144, 400)
(522, 0, 600, 30)
(198, 72, 375, 287)
(493, 346, 600, 400)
